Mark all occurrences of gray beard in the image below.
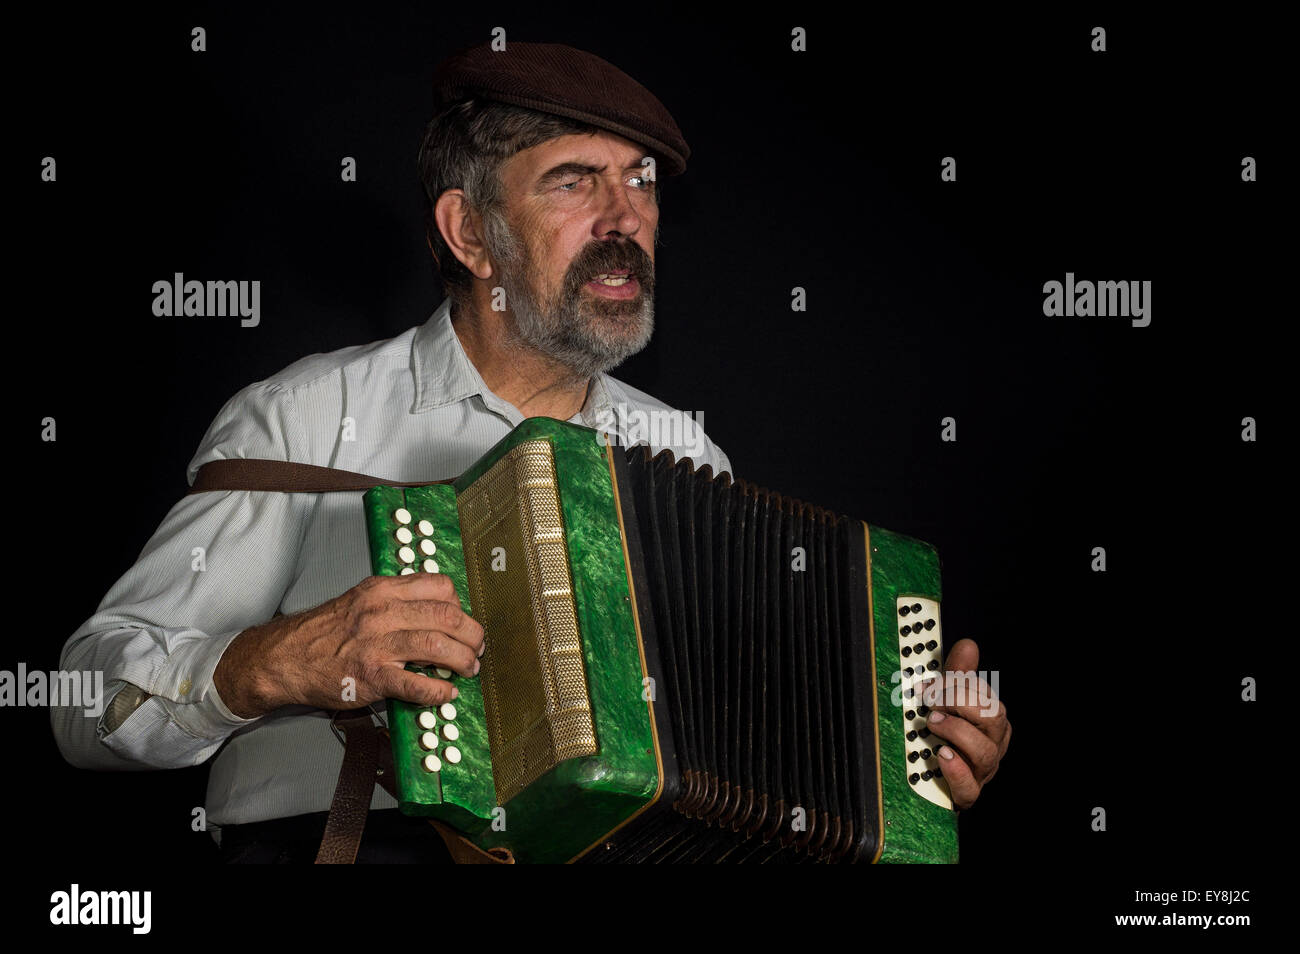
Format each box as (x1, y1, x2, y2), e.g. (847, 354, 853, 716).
(483, 207, 655, 381)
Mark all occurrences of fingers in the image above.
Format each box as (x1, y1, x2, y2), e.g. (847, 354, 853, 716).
(372, 665, 459, 708)
(335, 575, 488, 705)
(943, 637, 979, 674)
(924, 709, 999, 779)
(361, 574, 484, 651)
(363, 571, 461, 604)
(367, 594, 486, 655)
(391, 629, 480, 678)
(920, 673, 1008, 747)
(935, 742, 980, 811)
(396, 599, 485, 653)
(996, 717, 1012, 765)
(915, 636, 1012, 811)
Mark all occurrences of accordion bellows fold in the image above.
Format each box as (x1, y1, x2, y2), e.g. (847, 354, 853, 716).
(363, 418, 959, 863)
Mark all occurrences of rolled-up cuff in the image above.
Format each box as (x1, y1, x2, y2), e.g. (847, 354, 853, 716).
(152, 629, 260, 739)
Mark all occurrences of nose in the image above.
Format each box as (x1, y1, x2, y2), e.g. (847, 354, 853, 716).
(593, 178, 643, 240)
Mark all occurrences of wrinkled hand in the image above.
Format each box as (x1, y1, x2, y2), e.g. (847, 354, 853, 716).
(215, 573, 484, 719)
(919, 638, 1010, 811)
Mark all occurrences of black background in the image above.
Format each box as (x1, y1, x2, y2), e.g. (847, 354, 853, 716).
(12, 2, 1278, 931)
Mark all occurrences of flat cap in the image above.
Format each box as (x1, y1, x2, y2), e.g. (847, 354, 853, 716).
(432, 41, 690, 175)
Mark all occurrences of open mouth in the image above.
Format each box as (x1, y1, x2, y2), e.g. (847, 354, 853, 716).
(585, 270, 640, 298)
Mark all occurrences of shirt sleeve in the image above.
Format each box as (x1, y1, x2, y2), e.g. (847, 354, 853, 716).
(694, 432, 732, 478)
(714, 446, 733, 478)
(675, 408, 732, 477)
(52, 381, 312, 770)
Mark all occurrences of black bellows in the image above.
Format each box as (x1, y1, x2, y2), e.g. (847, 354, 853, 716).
(583, 445, 879, 863)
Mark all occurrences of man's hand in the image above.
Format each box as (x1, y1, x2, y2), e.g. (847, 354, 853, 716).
(214, 573, 484, 719)
(919, 638, 1010, 811)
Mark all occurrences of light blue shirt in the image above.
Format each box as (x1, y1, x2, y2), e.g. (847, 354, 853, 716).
(53, 297, 731, 826)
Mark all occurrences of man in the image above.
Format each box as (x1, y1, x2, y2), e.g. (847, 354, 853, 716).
(53, 41, 1008, 862)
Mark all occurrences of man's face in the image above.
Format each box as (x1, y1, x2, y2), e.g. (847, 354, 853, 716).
(485, 130, 659, 379)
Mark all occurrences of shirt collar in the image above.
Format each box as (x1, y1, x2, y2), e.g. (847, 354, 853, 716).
(411, 298, 487, 413)
(411, 297, 618, 428)
(579, 371, 617, 426)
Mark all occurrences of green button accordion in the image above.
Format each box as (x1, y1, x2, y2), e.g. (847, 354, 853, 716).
(362, 418, 958, 863)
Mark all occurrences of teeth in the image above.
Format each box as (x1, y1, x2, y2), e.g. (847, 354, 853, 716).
(593, 274, 630, 286)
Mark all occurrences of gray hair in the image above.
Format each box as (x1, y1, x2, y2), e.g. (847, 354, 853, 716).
(417, 99, 612, 313)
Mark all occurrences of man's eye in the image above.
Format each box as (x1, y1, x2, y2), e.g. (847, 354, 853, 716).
(628, 176, 650, 190)
(558, 179, 583, 192)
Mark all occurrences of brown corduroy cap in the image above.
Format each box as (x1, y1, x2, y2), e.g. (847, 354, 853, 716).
(431, 41, 690, 175)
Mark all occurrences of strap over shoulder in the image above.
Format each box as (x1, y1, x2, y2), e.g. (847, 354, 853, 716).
(188, 459, 450, 494)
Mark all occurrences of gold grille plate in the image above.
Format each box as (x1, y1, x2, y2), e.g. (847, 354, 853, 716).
(457, 439, 598, 806)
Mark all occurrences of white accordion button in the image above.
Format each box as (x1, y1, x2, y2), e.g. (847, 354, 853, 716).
(419, 731, 439, 751)
(417, 710, 436, 730)
(439, 703, 457, 721)
(395, 526, 414, 545)
(444, 746, 462, 765)
(422, 753, 442, 773)
(417, 519, 434, 536)
(419, 539, 436, 556)
(399, 567, 416, 575)
(398, 546, 416, 564)
(434, 668, 452, 679)
(423, 559, 439, 573)
(442, 723, 459, 742)
(394, 508, 412, 525)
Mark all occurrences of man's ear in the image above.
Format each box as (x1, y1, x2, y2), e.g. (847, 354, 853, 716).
(434, 189, 493, 280)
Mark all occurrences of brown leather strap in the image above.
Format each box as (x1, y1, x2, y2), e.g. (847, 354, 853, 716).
(318, 710, 514, 865)
(315, 710, 382, 864)
(188, 458, 451, 495)
(428, 820, 516, 865)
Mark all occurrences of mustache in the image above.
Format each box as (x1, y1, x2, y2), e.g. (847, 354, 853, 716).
(564, 241, 655, 288)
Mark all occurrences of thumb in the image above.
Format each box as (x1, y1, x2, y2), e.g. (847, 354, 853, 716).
(944, 637, 980, 673)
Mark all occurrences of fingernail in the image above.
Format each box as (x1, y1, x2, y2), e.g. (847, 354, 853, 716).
(929, 710, 945, 723)
(477, 643, 485, 658)
(939, 746, 954, 760)
(473, 659, 481, 676)
(451, 686, 459, 699)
